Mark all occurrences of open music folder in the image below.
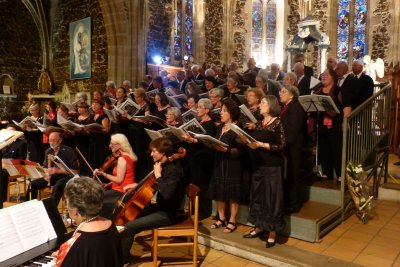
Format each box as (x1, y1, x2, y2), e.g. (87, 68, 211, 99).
(0, 200, 59, 263)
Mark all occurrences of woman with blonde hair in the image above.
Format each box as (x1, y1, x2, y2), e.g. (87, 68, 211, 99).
(94, 133, 137, 219)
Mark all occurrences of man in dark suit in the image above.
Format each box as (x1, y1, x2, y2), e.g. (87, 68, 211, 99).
(190, 64, 204, 83)
(176, 70, 188, 92)
(268, 63, 285, 81)
(335, 61, 360, 117)
(294, 62, 311, 96)
(352, 60, 374, 108)
(294, 53, 313, 77)
(244, 58, 261, 75)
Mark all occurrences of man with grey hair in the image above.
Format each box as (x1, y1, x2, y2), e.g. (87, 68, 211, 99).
(269, 63, 285, 81)
(335, 61, 360, 114)
(352, 60, 373, 108)
(105, 80, 116, 97)
(190, 64, 204, 82)
(294, 62, 311, 95)
(244, 57, 261, 74)
(122, 80, 133, 93)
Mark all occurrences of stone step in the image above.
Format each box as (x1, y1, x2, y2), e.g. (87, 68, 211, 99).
(301, 179, 342, 206)
(379, 182, 400, 202)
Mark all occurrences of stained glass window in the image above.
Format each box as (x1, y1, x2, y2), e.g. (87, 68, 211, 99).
(251, 0, 277, 67)
(353, 0, 367, 60)
(174, 0, 193, 63)
(337, 0, 367, 62)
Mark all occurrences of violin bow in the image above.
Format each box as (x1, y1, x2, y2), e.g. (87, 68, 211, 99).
(74, 147, 102, 183)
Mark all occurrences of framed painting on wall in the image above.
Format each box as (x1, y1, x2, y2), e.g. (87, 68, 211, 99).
(70, 17, 91, 80)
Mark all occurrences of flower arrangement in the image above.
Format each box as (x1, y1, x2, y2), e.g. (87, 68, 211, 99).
(346, 162, 374, 223)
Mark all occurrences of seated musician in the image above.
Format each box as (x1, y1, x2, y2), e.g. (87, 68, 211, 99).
(93, 133, 137, 219)
(121, 137, 185, 262)
(1, 124, 27, 202)
(27, 131, 79, 206)
(52, 176, 123, 267)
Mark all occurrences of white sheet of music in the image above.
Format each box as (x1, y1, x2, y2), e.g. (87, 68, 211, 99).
(0, 200, 57, 262)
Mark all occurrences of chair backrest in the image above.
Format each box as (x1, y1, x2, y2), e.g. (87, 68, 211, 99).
(187, 184, 200, 225)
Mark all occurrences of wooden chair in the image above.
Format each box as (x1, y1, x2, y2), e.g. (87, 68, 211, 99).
(151, 183, 200, 267)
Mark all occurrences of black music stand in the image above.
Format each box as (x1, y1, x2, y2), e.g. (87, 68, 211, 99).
(298, 94, 340, 177)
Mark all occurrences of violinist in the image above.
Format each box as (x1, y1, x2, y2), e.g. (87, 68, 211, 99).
(27, 131, 79, 206)
(94, 133, 137, 219)
(121, 137, 185, 262)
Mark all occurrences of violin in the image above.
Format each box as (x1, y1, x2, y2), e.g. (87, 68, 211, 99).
(98, 150, 122, 172)
(112, 147, 186, 226)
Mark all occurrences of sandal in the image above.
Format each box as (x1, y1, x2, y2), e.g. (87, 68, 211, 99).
(224, 222, 237, 233)
(210, 219, 226, 229)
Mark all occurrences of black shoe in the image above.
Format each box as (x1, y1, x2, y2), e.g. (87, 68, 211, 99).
(266, 240, 276, 248)
(243, 230, 265, 239)
(394, 161, 400, 166)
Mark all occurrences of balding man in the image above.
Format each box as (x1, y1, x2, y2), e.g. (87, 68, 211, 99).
(335, 61, 360, 116)
(294, 53, 313, 77)
(27, 131, 79, 206)
(352, 60, 374, 107)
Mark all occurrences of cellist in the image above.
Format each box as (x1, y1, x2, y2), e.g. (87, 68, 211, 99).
(93, 133, 137, 219)
(121, 137, 185, 263)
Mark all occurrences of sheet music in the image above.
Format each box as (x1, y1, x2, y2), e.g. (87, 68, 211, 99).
(0, 129, 24, 150)
(227, 123, 257, 143)
(0, 200, 57, 262)
(48, 154, 76, 176)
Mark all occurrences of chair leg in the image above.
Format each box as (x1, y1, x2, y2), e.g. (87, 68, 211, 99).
(152, 230, 158, 267)
(193, 236, 198, 267)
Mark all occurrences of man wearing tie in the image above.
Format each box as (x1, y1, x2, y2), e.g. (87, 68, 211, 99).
(294, 62, 311, 96)
(335, 61, 360, 117)
(352, 60, 374, 108)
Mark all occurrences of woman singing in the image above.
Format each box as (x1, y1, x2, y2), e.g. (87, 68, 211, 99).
(53, 177, 122, 267)
(94, 133, 137, 219)
(241, 95, 285, 248)
(208, 98, 243, 233)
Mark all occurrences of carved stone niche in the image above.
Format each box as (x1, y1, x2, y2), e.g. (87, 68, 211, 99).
(0, 74, 15, 95)
(286, 16, 330, 76)
(55, 81, 91, 104)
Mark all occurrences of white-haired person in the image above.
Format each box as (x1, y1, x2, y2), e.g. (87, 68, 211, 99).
(94, 133, 137, 219)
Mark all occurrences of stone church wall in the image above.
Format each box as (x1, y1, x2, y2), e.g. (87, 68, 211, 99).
(52, 0, 107, 93)
(0, 1, 41, 95)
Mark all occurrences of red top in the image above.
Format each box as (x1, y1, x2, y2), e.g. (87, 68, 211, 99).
(111, 154, 135, 192)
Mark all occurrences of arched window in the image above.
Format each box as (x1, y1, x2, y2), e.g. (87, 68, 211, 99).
(174, 0, 193, 63)
(251, 0, 277, 68)
(337, 0, 367, 62)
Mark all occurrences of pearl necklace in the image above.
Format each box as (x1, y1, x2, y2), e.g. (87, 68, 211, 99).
(73, 215, 98, 236)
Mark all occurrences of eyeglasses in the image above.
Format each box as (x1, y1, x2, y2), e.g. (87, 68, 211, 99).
(110, 142, 119, 147)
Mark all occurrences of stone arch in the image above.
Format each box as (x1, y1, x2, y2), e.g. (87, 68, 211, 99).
(98, 0, 146, 87)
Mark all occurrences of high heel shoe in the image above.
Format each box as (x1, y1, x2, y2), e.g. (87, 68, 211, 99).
(243, 229, 265, 239)
(266, 240, 276, 248)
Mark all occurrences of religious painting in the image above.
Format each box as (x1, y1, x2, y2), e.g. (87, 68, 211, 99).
(69, 17, 91, 80)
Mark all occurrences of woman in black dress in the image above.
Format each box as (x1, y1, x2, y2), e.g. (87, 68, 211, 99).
(24, 103, 44, 163)
(183, 98, 217, 219)
(88, 100, 110, 173)
(74, 102, 94, 176)
(151, 92, 170, 121)
(207, 98, 243, 233)
(279, 85, 306, 213)
(242, 95, 285, 248)
(128, 88, 151, 181)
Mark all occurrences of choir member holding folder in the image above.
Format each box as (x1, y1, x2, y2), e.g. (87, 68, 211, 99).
(239, 95, 285, 248)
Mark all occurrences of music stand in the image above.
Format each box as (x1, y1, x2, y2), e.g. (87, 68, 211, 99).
(298, 94, 340, 177)
(0, 129, 24, 209)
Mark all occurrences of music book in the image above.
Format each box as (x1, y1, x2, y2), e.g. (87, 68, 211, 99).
(239, 104, 258, 124)
(2, 159, 46, 180)
(47, 154, 77, 176)
(0, 200, 57, 262)
(187, 131, 228, 147)
(37, 125, 65, 133)
(12, 117, 39, 131)
(198, 92, 210, 99)
(167, 94, 187, 110)
(60, 100, 78, 112)
(131, 115, 167, 128)
(104, 107, 119, 123)
(180, 118, 206, 134)
(0, 129, 24, 150)
(299, 95, 340, 113)
(144, 128, 163, 141)
(146, 89, 159, 101)
(226, 123, 257, 144)
(182, 108, 198, 123)
(115, 98, 140, 119)
(58, 120, 105, 133)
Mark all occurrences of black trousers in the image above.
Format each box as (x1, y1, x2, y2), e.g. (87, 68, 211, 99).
(318, 131, 343, 179)
(27, 175, 70, 206)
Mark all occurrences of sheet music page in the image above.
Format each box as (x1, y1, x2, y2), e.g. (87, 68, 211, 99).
(0, 211, 24, 262)
(0, 200, 57, 262)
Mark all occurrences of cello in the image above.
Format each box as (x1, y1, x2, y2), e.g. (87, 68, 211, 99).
(112, 147, 186, 226)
